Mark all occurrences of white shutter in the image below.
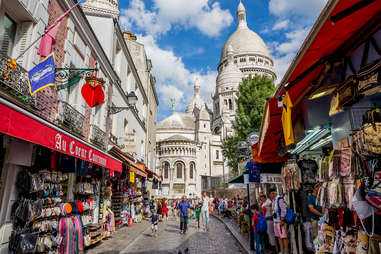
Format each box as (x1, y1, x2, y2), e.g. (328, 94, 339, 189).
(13, 22, 33, 65)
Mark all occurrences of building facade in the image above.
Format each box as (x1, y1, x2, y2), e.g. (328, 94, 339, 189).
(156, 80, 224, 199)
(156, 1, 275, 197)
(0, 0, 157, 251)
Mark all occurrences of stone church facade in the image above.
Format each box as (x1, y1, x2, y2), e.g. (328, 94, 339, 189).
(156, 1, 275, 198)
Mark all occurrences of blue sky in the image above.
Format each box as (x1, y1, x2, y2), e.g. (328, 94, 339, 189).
(118, 0, 327, 121)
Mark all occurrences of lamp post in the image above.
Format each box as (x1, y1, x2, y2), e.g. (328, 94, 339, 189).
(108, 91, 138, 115)
(105, 91, 138, 149)
(238, 141, 254, 251)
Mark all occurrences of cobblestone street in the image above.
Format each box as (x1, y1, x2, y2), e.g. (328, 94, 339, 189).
(122, 216, 243, 254)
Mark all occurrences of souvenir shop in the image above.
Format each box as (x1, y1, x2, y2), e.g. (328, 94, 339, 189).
(257, 1, 381, 253)
(0, 102, 123, 254)
(108, 147, 148, 226)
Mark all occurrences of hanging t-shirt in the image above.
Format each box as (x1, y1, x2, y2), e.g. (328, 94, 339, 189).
(281, 92, 295, 147)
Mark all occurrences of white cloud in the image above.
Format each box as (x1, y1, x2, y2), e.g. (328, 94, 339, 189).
(120, 0, 233, 38)
(138, 35, 217, 111)
(268, 0, 328, 82)
(272, 19, 289, 31)
(269, 0, 327, 18)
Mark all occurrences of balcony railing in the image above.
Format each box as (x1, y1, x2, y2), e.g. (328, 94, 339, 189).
(59, 101, 85, 136)
(91, 124, 106, 148)
(0, 55, 36, 106)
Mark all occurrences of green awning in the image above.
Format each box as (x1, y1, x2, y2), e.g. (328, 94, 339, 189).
(228, 169, 247, 183)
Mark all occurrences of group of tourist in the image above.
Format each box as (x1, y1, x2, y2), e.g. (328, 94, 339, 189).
(211, 185, 323, 254)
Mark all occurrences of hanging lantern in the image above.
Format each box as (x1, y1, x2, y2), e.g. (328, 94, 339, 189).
(81, 76, 105, 107)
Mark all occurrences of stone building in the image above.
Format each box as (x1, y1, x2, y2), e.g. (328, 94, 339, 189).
(156, 1, 275, 198)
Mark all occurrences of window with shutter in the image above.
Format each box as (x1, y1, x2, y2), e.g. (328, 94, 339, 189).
(13, 22, 32, 64)
(0, 14, 17, 56)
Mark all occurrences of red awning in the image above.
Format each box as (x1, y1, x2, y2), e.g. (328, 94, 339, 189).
(0, 103, 122, 172)
(108, 147, 147, 177)
(257, 98, 287, 162)
(259, 0, 381, 155)
(278, 0, 381, 103)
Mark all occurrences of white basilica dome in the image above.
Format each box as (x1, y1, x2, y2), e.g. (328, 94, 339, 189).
(217, 1, 275, 80)
(220, 28, 270, 61)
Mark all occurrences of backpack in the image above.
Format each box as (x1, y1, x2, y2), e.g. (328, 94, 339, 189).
(277, 198, 296, 224)
(256, 212, 267, 232)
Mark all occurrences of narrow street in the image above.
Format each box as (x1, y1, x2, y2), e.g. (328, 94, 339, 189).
(122, 217, 243, 254)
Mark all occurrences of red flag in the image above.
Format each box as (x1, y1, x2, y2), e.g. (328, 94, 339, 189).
(37, 1, 81, 57)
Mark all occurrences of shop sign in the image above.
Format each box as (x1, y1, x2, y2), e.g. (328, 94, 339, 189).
(130, 171, 135, 183)
(123, 133, 136, 153)
(260, 174, 282, 184)
(55, 133, 107, 166)
(246, 132, 259, 146)
(0, 103, 122, 172)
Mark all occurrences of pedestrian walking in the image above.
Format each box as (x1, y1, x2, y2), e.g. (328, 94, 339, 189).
(157, 199, 163, 221)
(162, 198, 169, 221)
(252, 204, 266, 254)
(201, 191, 210, 231)
(194, 204, 201, 229)
(269, 189, 289, 254)
(151, 210, 159, 237)
(178, 195, 191, 234)
(259, 193, 277, 253)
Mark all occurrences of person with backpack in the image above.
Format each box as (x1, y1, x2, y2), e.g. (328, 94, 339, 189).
(269, 189, 289, 254)
(251, 204, 266, 254)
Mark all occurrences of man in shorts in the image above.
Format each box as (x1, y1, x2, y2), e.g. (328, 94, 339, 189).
(269, 189, 289, 254)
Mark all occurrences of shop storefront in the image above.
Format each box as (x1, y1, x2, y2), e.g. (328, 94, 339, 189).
(0, 101, 124, 253)
(257, 1, 381, 253)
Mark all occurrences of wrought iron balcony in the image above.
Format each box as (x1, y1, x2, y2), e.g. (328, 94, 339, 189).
(91, 124, 106, 148)
(0, 55, 36, 106)
(59, 101, 85, 136)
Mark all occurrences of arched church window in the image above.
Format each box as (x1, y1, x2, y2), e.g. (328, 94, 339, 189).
(176, 162, 183, 178)
(234, 60, 237, 64)
(190, 163, 194, 179)
(249, 57, 255, 62)
(229, 99, 233, 110)
(224, 99, 227, 105)
(163, 162, 169, 179)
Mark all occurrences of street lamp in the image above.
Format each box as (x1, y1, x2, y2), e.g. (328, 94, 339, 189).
(108, 91, 138, 115)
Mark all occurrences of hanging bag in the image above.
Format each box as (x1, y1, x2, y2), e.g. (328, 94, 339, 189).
(357, 58, 381, 96)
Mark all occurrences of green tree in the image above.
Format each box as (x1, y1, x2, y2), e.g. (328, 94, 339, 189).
(221, 135, 242, 174)
(222, 75, 275, 175)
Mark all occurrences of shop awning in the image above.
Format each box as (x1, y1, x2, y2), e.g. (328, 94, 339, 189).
(228, 170, 246, 184)
(259, 0, 381, 154)
(109, 147, 147, 177)
(0, 101, 122, 172)
(277, 0, 381, 102)
(257, 98, 288, 162)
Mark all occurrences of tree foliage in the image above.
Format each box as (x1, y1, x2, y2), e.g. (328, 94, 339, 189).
(222, 75, 275, 175)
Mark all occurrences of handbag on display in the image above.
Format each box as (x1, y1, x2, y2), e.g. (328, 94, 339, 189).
(352, 187, 376, 220)
(357, 58, 381, 96)
(337, 75, 358, 107)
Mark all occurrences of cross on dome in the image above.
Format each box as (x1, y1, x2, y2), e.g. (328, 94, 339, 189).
(194, 77, 200, 95)
(237, 0, 247, 29)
